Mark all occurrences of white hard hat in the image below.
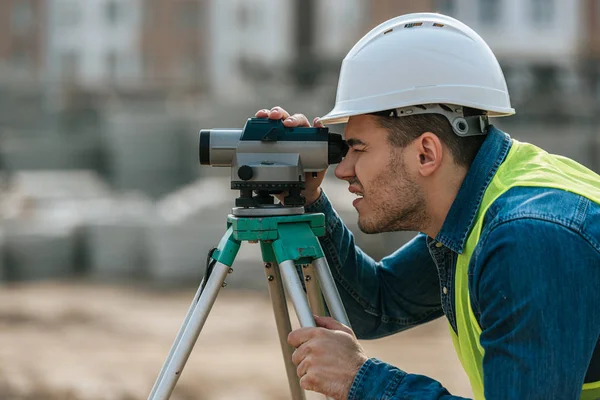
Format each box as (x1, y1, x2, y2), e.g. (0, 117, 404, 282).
(320, 13, 515, 125)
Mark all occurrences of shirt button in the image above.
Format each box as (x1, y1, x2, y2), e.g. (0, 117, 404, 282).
(442, 287, 448, 295)
(435, 242, 443, 248)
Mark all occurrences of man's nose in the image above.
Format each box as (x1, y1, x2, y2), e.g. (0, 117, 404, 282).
(335, 156, 354, 181)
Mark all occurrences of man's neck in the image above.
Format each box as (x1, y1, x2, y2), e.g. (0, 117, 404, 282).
(420, 164, 468, 238)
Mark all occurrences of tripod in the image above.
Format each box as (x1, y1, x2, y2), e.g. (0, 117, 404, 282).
(148, 207, 351, 400)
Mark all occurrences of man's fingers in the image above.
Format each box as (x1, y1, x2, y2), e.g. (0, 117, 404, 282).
(314, 315, 353, 335)
(292, 342, 313, 370)
(269, 106, 290, 121)
(288, 327, 318, 348)
(283, 113, 310, 128)
(299, 368, 317, 392)
(255, 108, 270, 117)
(255, 107, 314, 128)
(313, 117, 324, 128)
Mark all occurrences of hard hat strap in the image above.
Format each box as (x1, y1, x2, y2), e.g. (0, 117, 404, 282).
(376, 103, 490, 137)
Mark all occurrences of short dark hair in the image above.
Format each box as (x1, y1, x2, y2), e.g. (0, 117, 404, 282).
(372, 106, 487, 167)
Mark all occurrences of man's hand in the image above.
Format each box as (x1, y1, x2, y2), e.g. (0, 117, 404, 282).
(288, 315, 368, 400)
(255, 106, 327, 205)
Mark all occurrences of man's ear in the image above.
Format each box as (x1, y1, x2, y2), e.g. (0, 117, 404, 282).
(416, 132, 443, 177)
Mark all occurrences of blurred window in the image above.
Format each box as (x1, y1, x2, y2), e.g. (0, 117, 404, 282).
(60, 51, 79, 82)
(10, 48, 31, 72)
(176, 48, 201, 83)
(435, 0, 455, 16)
(479, 0, 501, 25)
(237, 5, 249, 28)
(105, 1, 120, 25)
(11, 0, 33, 34)
(177, 1, 200, 29)
(530, 0, 554, 28)
(143, 1, 155, 26)
(106, 51, 118, 83)
(143, 53, 155, 80)
(58, 1, 81, 27)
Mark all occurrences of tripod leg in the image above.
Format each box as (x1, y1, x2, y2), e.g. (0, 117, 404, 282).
(149, 262, 230, 400)
(264, 261, 306, 400)
(148, 279, 205, 399)
(302, 264, 326, 317)
(312, 257, 351, 327)
(278, 260, 316, 328)
(279, 261, 336, 400)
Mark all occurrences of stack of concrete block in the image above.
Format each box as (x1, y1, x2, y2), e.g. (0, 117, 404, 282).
(83, 192, 156, 281)
(0, 130, 100, 172)
(0, 170, 110, 281)
(0, 227, 4, 282)
(104, 110, 188, 198)
(148, 176, 235, 284)
(148, 176, 268, 289)
(2, 213, 79, 281)
(2, 170, 110, 205)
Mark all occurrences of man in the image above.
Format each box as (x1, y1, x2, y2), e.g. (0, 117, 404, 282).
(256, 13, 600, 400)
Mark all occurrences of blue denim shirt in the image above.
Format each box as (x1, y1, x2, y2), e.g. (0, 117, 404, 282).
(305, 126, 600, 399)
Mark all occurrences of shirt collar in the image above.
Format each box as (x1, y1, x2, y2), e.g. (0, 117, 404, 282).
(435, 125, 513, 254)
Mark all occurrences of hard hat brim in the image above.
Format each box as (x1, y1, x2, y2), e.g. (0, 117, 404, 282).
(320, 99, 516, 125)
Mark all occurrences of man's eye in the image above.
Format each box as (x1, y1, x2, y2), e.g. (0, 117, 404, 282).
(352, 147, 366, 153)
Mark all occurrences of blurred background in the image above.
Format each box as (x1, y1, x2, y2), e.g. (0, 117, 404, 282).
(0, 0, 599, 398)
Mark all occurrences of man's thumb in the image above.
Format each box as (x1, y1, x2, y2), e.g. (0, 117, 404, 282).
(314, 315, 352, 334)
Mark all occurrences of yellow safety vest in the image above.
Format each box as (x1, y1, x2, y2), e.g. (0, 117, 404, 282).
(451, 139, 600, 400)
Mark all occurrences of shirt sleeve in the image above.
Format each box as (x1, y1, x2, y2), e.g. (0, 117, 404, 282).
(471, 218, 600, 399)
(306, 190, 443, 339)
(348, 358, 470, 400)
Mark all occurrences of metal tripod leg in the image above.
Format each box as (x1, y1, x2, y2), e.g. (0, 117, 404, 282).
(149, 226, 241, 400)
(312, 257, 351, 327)
(303, 263, 326, 317)
(264, 261, 306, 400)
(150, 262, 230, 400)
(148, 279, 205, 399)
(278, 259, 338, 400)
(279, 259, 316, 328)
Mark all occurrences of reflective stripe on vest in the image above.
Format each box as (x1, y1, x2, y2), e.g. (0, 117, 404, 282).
(451, 139, 600, 400)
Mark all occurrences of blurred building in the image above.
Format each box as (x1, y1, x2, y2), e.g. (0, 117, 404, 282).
(0, 0, 46, 82)
(448, 0, 583, 111)
(369, 0, 436, 27)
(206, 0, 294, 101)
(581, 0, 600, 102)
(207, 0, 363, 101)
(140, 0, 207, 91)
(45, 0, 143, 90)
(314, 0, 364, 57)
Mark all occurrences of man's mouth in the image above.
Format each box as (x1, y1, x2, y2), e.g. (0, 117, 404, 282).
(348, 186, 364, 198)
(349, 186, 364, 208)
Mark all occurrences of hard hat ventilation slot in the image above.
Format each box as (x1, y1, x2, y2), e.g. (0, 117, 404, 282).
(404, 22, 423, 28)
(433, 23, 445, 28)
(383, 28, 393, 35)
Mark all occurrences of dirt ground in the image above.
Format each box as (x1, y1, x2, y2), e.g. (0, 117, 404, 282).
(0, 281, 473, 400)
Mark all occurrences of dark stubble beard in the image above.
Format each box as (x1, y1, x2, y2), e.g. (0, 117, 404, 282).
(357, 151, 429, 234)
